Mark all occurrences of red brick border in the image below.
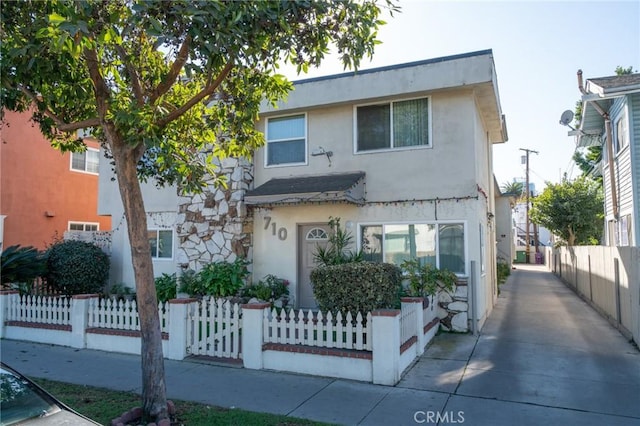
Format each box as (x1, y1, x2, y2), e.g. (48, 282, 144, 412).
(371, 309, 400, 317)
(263, 343, 372, 360)
(423, 317, 440, 334)
(5, 321, 71, 331)
(242, 302, 271, 309)
(86, 328, 169, 340)
(169, 298, 198, 304)
(400, 336, 417, 354)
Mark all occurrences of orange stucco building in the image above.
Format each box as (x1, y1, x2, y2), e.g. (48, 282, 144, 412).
(1, 110, 111, 250)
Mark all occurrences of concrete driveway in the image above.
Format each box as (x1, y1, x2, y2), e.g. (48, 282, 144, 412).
(398, 264, 640, 425)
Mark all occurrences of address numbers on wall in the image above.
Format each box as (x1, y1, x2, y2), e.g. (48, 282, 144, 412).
(263, 216, 287, 241)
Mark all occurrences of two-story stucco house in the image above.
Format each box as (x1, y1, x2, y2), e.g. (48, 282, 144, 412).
(577, 72, 640, 246)
(1, 110, 111, 250)
(99, 49, 508, 332)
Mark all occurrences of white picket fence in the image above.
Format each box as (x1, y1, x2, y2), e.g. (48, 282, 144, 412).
(87, 298, 169, 333)
(186, 298, 242, 359)
(6, 295, 71, 326)
(1, 292, 441, 385)
(263, 308, 372, 351)
(400, 302, 417, 344)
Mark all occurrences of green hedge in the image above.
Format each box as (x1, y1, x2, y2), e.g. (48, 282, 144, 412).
(45, 240, 110, 295)
(310, 261, 402, 314)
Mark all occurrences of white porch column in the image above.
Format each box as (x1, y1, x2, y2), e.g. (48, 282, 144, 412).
(166, 298, 197, 360)
(401, 297, 426, 355)
(0, 290, 19, 338)
(241, 302, 270, 370)
(371, 309, 401, 385)
(70, 294, 99, 349)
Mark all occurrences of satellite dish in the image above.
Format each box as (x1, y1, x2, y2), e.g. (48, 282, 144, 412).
(559, 110, 574, 126)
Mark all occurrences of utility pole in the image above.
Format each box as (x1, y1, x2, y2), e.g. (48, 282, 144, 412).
(520, 148, 539, 263)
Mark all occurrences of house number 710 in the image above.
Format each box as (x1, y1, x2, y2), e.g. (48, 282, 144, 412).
(263, 216, 287, 241)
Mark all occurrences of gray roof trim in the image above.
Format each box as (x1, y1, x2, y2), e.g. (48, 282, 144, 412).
(245, 172, 366, 206)
(585, 74, 640, 97)
(290, 49, 494, 86)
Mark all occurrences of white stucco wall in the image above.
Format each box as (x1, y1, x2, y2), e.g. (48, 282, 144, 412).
(97, 153, 180, 286)
(255, 91, 479, 201)
(251, 201, 481, 309)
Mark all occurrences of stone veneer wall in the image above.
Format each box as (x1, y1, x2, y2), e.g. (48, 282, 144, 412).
(175, 157, 253, 271)
(437, 278, 469, 332)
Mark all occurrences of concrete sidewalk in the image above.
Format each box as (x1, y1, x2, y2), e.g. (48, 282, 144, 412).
(2, 265, 639, 425)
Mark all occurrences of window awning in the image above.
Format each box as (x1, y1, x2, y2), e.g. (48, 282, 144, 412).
(244, 172, 366, 206)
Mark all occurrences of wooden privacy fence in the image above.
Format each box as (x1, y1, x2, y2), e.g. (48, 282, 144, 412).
(546, 246, 640, 344)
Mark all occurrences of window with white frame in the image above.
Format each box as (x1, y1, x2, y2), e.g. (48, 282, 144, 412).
(71, 148, 99, 173)
(68, 222, 98, 231)
(265, 114, 306, 166)
(356, 97, 430, 152)
(148, 229, 173, 259)
(360, 222, 465, 274)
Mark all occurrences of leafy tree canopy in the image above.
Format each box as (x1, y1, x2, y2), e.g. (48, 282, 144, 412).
(530, 176, 603, 246)
(1, 1, 398, 422)
(2, 0, 397, 191)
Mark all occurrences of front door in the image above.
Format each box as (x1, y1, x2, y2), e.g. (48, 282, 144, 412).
(297, 223, 331, 309)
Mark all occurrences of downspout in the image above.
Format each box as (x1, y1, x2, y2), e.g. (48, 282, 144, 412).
(578, 70, 619, 219)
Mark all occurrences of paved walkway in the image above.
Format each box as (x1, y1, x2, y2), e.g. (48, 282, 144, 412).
(2, 265, 639, 425)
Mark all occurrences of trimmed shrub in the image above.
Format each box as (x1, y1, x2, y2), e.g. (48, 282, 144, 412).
(46, 240, 110, 295)
(179, 258, 250, 297)
(310, 261, 403, 314)
(1, 245, 47, 286)
(155, 273, 177, 302)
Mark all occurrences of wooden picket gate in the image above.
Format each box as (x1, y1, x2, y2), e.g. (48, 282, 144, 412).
(185, 298, 242, 359)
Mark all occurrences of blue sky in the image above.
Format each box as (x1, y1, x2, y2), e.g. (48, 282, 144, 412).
(282, 0, 640, 193)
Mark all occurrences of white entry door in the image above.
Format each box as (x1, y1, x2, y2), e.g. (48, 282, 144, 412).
(297, 224, 331, 309)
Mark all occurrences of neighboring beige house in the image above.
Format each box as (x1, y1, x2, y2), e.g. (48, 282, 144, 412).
(99, 49, 508, 332)
(494, 179, 516, 268)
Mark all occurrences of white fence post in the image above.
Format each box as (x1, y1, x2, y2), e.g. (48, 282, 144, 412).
(0, 290, 19, 338)
(167, 298, 197, 360)
(70, 294, 99, 349)
(371, 309, 401, 385)
(241, 302, 270, 370)
(401, 297, 425, 355)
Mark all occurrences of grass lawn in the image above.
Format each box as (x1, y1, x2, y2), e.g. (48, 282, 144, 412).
(31, 378, 332, 426)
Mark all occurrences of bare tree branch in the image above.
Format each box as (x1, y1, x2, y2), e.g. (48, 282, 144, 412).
(14, 84, 100, 132)
(156, 60, 234, 129)
(149, 35, 191, 104)
(115, 44, 144, 107)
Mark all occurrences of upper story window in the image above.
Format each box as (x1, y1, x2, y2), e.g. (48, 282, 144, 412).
(356, 97, 430, 152)
(266, 114, 306, 167)
(69, 222, 98, 231)
(614, 110, 628, 154)
(71, 148, 99, 174)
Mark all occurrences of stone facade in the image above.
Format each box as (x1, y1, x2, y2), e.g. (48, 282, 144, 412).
(175, 157, 253, 271)
(437, 278, 469, 332)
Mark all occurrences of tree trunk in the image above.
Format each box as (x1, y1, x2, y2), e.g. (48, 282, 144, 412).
(109, 132, 168, 423)
(567, 227, 576, 247)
